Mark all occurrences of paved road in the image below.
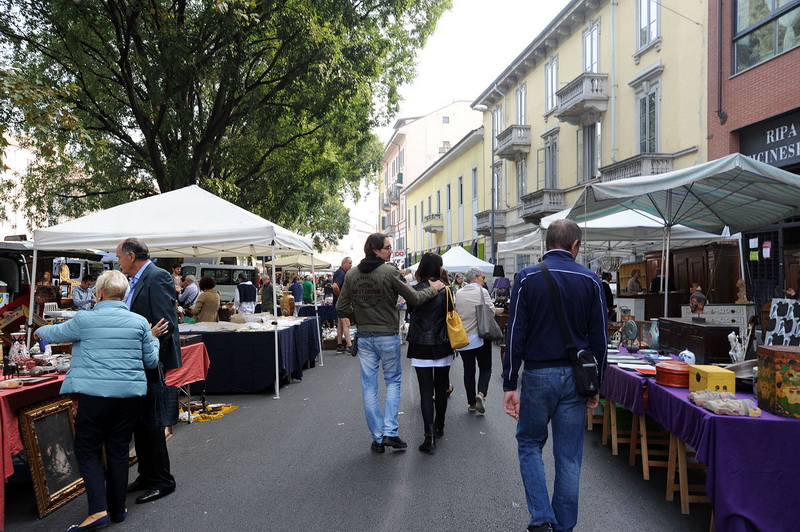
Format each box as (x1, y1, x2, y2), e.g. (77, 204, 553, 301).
(7, 345, 711, 531)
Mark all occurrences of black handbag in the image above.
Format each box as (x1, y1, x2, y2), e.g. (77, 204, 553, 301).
(539, 263, 600, 397)
(476, 303, 504, 341)
(145, 365, 180, 427)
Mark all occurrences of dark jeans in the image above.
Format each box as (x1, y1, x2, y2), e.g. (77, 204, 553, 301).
(460, 340, 493, 405)
(74, 394, 144, 515)
(414, 365, 450, 431)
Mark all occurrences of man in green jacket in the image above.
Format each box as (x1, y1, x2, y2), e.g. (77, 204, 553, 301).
(337, 233, 444, 453)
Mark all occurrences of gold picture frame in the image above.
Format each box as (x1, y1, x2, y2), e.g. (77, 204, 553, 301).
(19, 396, 85, 518)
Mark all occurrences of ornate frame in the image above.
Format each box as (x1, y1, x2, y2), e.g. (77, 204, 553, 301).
(19, 396, 85, 518)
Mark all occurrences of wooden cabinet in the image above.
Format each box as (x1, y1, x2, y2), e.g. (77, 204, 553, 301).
(658, 318, 737, 364)
(679, 303, 756, 337)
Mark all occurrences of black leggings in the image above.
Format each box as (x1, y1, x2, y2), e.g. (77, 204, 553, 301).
(460, 340, 493, 405)
(414, 365, 451, 430)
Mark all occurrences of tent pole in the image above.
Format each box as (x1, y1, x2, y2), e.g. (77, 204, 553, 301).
(272, 244, 280, 399)
(26, 249, 39, 347)
(311, 255, 323, 367)
(738, 232, 747, 298)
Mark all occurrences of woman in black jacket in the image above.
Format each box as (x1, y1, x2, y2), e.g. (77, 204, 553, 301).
(407, 252, 453, 453)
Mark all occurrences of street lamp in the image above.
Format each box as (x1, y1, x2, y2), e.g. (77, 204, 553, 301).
(473, 104, 495, 264)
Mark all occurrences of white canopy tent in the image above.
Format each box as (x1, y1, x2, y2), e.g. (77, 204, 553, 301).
(409, 245, 494, 273)
(32, 185, 316, 398)
(272, 254, 331, 270)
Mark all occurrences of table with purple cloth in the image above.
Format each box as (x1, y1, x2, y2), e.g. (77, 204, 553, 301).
(647, 382, 800, 532)
(600, 363, 649, 416)
(297, 304, 338, 321)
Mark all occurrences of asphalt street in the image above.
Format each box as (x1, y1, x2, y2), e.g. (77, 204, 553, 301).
(6, 344, 712, 532)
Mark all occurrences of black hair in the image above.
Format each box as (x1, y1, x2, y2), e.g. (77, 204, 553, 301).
(415, 252, 443, 282)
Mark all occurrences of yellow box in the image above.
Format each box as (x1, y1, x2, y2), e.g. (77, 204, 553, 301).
(689, 365, 736, 393)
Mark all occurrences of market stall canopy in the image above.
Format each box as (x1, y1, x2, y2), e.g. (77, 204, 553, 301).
(271, 254, 331, 270)
(33, 186, 313, 256)
(498, 208, 738, 255)
(409, 245, 494, 273)
(567, 153, 800, 235)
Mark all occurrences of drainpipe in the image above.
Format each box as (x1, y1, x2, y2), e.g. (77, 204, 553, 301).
(716, 0, 728, 124)
(610, 0, 617, 162)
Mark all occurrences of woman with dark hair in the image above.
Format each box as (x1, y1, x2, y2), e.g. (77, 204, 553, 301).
(189, 276, 220, 322)
(406, 252, 453, 453)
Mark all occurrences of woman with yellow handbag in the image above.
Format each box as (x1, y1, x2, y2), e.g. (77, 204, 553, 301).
(406, 253, 455, 454)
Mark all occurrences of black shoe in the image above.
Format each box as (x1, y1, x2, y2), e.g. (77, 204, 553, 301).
(434, 426, 444, 438)
(382, 435, 408, 449)
(66, 515, 111, 531)
(371, 441, 385, 453)
(336, 344, 344, 353)
(345, 345, 352, 356)
(126, 478, 150, 493)
(418, 435, 436, 454)
(109, 511, 127, 523)
(135, 486, 175, 504)
(528, 524, 554, 532)
(446, 384, 454, 397)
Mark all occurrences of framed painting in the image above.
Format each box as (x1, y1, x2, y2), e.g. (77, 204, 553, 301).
(19, 396, 85, 518)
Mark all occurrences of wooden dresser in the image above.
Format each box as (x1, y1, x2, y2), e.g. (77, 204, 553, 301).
(658, 317, 737, 364)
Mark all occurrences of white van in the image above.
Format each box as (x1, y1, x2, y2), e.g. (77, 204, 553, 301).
(52, 258, 105, 284)
(180, 264, 258, 303)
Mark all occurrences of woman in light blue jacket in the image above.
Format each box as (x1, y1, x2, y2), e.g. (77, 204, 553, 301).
(36, 270, 160, 532)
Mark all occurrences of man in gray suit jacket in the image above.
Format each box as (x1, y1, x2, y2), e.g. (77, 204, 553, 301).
(116, 238, 181, 504)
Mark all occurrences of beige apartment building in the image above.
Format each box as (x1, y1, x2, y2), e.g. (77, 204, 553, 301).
(404, 0, 709, 277)
(378, 101, 481, 266)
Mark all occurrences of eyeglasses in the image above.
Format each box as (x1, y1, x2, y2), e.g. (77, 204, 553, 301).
(382, 245, 393, 250)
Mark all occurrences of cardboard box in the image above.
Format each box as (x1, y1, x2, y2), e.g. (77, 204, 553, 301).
(757, 345, 800, 419)
(689, 365, 735, 393)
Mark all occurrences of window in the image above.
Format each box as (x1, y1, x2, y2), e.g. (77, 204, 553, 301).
(639, 90, 657, 153)
(538, 132, 559, 190)
(413, 205, 417, 224)
(515, 84, 527, 125)
(384, 167, 388, 186)
(516, 157, 527, 200)
(446, 184, 451, 211)
(734, 0, 800, 73)
(492, 106, 503, 150)
(471, 166, 478, 200)
(545, 57, 558, 112)
(442, 116, 450, 124)
(398, 148, 405, 169)
(577, 122, 602, 182)
(458, 176, 463, 206)
(427, 195, 432, 215)
(420, 201, 424, 219)
(584, 22, 600, 73)
(638, 0, 659, 49)
(436, 190, 441, 214)
(516, 254, 532, 271)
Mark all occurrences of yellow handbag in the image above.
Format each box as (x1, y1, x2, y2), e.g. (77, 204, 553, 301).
(445, 287, 469, 349)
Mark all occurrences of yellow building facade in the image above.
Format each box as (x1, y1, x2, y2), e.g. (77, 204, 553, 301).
(403, 128, 487, 265)
(470, 0, 709, 275)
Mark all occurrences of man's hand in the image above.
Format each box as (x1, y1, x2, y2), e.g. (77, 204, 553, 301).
(587, 394, 600, 409)
(503, 390, 520, 420)
(430, 280, 445, 291)
(786, 288, 796, 298)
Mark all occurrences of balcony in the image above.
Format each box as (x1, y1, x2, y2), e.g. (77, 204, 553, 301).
(422, 213, 444, 233)
(495, 125, 531, 160)
(388, 183, 402, 205)
(380, 192, 391, 211)
(385, 222, 398, 237)
(600, 153, 675, 182)
(474, 209, 507, 237)
(521, 189, 566, 225)
(555, 73, 609, 126)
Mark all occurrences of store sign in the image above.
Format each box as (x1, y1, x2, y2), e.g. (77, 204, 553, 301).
(740, 111, 800, 168)
(393, 251, 406, 259)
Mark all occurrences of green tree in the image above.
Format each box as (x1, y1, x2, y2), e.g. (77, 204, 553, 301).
(0, 0, 450, 245)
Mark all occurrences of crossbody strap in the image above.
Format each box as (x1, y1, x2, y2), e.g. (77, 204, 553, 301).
(539, 263, 579, 365)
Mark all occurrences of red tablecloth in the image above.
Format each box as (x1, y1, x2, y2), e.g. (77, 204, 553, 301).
(1, 375, 66, 531)
(166, 343, 210, 388)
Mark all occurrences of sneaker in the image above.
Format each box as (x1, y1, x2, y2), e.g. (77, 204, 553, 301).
(382, 435, 408, 449)
(475, 393, 486, 414)
(345, 345, 352, 356)
(336, 344, 344, 354)
(468, 404, 477, 413)
(371, 441, 385, 453)
(528, 524, 554, 532)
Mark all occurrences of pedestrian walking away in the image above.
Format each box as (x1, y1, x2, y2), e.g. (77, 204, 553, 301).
(502, 219, 608, 532)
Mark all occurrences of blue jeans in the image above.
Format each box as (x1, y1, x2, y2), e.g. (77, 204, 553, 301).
(357, 335, 402, 442)
(516, 367, 586, 532)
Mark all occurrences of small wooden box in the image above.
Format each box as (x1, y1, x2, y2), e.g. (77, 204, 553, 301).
(757, 345, 800, 419)
(689, 365, 735, 393)
(180, 334, 203, 347)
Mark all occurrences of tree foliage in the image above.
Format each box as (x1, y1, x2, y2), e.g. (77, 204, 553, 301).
(0, 0, 450, 246)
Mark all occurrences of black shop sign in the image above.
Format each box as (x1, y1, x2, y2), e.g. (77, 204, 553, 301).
(740, 111, 800, 169)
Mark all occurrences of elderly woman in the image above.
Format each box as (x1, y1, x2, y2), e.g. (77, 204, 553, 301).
(406, 252, 453, 453)
(190, 276, 221, 322)
(454, 266, 497, 414)
(35, 270, 159, 531)
(451, 273, 465, 293)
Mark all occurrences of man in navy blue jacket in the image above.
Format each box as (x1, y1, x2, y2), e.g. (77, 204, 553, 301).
(502, 219, 607, 532)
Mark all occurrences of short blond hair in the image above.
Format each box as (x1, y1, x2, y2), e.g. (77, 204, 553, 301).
(95, 270, 129, 300)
